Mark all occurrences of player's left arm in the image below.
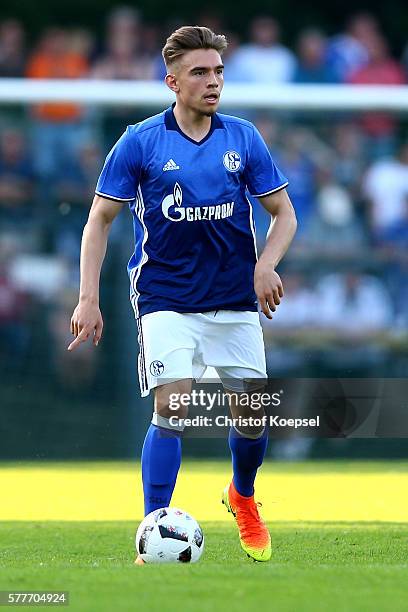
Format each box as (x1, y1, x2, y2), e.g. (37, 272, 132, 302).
(254, 188, 297, 319)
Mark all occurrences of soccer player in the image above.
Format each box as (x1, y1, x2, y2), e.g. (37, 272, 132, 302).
(68, 26, 297, 562)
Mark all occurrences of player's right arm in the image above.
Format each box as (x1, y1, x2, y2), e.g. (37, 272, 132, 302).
(67, 195, 123, 351)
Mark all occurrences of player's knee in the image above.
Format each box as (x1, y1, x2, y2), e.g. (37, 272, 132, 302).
(154, 381, 191, 420)
(229, 396, 266, 437)
(233, 424, 266, 439)
(155, 401, 188, 421)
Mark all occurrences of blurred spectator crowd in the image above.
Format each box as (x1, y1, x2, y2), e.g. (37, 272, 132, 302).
(0, 8, 408, 384)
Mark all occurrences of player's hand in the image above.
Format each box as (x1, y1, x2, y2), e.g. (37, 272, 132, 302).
(254, 260, 284, 320)
(67, 300, 103, 351)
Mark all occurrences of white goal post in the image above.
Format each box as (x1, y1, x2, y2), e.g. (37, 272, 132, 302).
(0, 79, 408, 111)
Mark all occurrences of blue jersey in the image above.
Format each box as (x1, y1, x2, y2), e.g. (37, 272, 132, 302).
(96, 105, 288, 318)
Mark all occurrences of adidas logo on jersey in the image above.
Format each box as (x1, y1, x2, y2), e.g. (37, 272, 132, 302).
(163, 159, 180, 171)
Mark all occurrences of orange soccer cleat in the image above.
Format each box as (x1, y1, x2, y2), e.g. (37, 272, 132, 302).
(222, 481, 271, 562)
(134, 555, 145, 565)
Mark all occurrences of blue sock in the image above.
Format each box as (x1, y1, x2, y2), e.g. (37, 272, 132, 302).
(228, 426, 268, 497)
(141, 423, 182, 515)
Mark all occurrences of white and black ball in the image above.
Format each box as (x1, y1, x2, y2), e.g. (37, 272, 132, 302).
(135, 507, 204, 564)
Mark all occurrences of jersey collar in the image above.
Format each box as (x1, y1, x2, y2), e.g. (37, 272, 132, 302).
(165, 103, 224, 146)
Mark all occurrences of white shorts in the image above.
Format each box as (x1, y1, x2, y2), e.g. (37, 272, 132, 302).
(136, 310, 267, 397)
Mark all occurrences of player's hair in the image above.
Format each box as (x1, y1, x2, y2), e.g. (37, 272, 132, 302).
(162, 26, 228, 69)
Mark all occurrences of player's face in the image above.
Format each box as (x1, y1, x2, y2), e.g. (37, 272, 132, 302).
(170, 49, 224, 116)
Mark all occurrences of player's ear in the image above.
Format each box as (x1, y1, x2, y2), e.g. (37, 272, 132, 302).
(165, 73, 179, 94)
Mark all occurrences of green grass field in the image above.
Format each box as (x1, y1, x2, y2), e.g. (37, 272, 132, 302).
(1, 461, 408, 611)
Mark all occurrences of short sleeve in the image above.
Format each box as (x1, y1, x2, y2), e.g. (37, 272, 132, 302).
(244, 126, 288, 197)
(95, 127, 142, 202)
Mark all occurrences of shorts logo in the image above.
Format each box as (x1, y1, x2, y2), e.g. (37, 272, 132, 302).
(150, 360, 165, 376)
(223, 151, 241, 172)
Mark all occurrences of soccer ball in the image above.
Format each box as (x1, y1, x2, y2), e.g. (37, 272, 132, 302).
(135, 507, 204, 564)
